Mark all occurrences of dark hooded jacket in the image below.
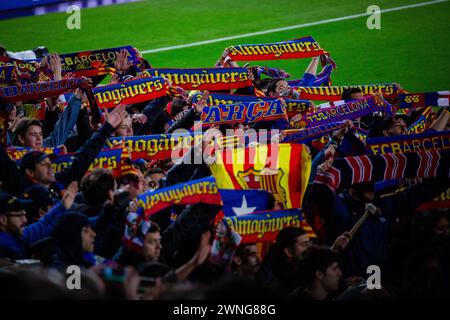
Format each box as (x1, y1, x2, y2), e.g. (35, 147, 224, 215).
(51, 212, 93, 270)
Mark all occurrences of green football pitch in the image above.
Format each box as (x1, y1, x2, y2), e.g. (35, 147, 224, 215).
(1, 0, 449, 92)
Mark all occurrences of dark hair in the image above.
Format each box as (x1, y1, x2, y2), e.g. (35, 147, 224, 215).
(341, 87, 362, 100)
(297, 245, 341, 287)
(276, 226, 307, 251)
(381, 118, 397, 132)
(265, 78, 285, 96)
(117, 172, 140, 188)
(169, 98, 188, 117)
(235, 243, 256, 258)
(147, 221, 161, 234)
(145, 167, 166, 178)
(81, 168, 115, 206)
(15, 118, 42, 139)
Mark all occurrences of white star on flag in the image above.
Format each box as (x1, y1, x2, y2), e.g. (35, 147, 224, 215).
(232, 195, 257, 216)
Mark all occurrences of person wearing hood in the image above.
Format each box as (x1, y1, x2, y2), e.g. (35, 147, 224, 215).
(51, 212, 97, 270)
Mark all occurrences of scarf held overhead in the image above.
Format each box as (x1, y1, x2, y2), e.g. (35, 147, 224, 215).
(292, 83, 399, 101)
(43, 46, 143, 77)
(201, 99, 288, 126)
(92, 77, 167, 108)
(226, 36, 324, 61)
(397, 91, 449, 109)
(191, 92, 311, 118)
(304, 95, 391, 128)
(366, 130, 450, 155)
(136, 176, 221, 218)
(107, 132, 204, 161)
(142, 68, 252, 91)
(223, 209, 316, 243)
(314, 150, 449, 192)
(0, 78, 88, 102)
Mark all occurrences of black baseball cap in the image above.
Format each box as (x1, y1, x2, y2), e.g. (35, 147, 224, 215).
(19, 151, 57, 173)
(0, 193, 33, 214)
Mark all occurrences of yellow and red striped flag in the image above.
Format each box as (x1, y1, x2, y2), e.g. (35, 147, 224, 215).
(210, 143, 311, 209)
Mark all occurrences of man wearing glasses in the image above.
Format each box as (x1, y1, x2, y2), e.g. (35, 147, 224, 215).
(0, 182, 77, 261)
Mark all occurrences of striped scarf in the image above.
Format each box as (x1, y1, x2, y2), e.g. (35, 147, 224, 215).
(314, 150, 449, 192)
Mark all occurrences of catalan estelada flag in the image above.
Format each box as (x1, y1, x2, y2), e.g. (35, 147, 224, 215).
(210, 143, 311, 209)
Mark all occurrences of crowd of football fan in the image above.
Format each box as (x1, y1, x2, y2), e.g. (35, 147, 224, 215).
(0, 44, 449, 300)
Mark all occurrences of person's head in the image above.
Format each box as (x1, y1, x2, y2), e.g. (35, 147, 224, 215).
(145, 167, 166, 190)
(349, 181, 375, 203)
(0, 45, 7, 57)
(419, 211, 450, 243)
(81, 168, 116, 207)
(266, 78, 290, 98)
(15, 118, 44, 148)
(118, 169, 146, 199)
(53, 212, 95, 264)
(20, 151, 57, 187)
(81, 225, 96, 253)
(142, 222, 162, 262)
(23, 184, 55, 223)
(342, 88, 363, 100)
(166, 98, 188, 118)
(381, 118, 405, 137)
(233, 243, 261, 276)
(7, 104, 17, 126)
(114, 114, 133, 137)
(432, 213, 450, 237)
(297, 245, 342, 297)
(276, 226, 311, 261)
(0, 193, 32, 237)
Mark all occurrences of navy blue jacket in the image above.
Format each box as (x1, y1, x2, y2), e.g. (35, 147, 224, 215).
(323, 177, 449, 277)
(0, 202, 67, 260)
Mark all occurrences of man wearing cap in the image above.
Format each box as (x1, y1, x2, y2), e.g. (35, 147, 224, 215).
(0, 104, 128, 203)
(0, 181, 77, 260)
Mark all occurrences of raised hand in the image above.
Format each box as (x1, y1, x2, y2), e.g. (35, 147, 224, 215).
(62, 181, 79, 209)
(48, 53, 62, 80)
(317, 157, 334, 173)
(131, 113, 147, 124)
(191, 230, 212, 267)
(115, 49, 132, 74)
(215, 48, 230, 67)
(332, 231, 352, 251)
(194, 90, 209, 114)
(105, 104, 128, 128)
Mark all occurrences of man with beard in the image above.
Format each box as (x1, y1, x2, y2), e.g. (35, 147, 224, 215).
(0, 181, 78, 260)
(232, 244, 261, 278)
(257, 227, 312, 295)
(288, 245, 343, 300)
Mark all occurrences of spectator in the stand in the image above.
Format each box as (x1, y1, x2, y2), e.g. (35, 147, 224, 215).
(51, 212, 97, 270)
(14, 90, 84, 148)
(115, 219, 163, 267)
(117, 169, 147, 200)
(288, 245, 342, 300)
(0, 181, 78, 260)
(115, 216, 212, 283)
(145, 167, 166, 191)
(114, 114, 134, 137)
(77, 168, 117, 216)
(305, 177, 450, 278)
(0, 104, 128, 200)
(257, 227, 312, 294)
(265, 57, 320, 99)
(342, 87, 363, 100)
(232, 243, 261, 278)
